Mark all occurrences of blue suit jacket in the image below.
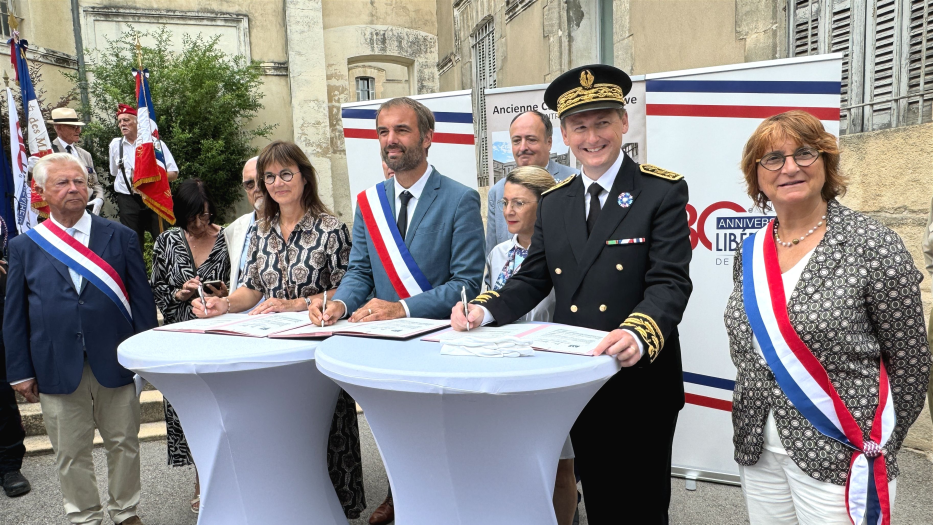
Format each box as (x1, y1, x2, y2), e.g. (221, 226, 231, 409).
(3, 215, 158, 394)
(333, 168, 485, 319)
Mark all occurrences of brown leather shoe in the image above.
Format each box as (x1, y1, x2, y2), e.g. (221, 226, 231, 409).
(118, 517, 144, 525)
(368, 495, 394, 524)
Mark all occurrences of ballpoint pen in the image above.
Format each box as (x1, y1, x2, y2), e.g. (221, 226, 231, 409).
(461, 285, 470, 331)
(197, 281, 208, 313)
(321, 291, 327, 328)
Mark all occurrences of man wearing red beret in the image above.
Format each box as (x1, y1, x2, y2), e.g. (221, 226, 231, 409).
(108, 104, 179, 246)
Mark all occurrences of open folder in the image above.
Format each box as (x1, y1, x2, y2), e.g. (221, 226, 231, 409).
(422, 323, 610, 356)
(154, 312, 451, 340)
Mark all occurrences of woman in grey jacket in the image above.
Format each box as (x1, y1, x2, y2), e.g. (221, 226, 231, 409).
(724, 110, 931, 524)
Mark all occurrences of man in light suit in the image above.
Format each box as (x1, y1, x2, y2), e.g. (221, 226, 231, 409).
(310, 97, 485, 524)
(485, 110, 578, 254)
(5, 153, 158, 525)
(224, 156, 261, 292)
(26, 108, 106, 214)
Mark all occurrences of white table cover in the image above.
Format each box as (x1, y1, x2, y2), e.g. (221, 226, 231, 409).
(316, 336, 620, 525)
(119, 330, 347, 525)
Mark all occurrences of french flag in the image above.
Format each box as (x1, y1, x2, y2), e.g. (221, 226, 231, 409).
(132, 69, 175, 224)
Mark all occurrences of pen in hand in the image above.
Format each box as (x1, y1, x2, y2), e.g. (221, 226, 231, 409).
(198, 281, 208, 313)
(321, 292, 327, 328)
(461, 286, 470, 331)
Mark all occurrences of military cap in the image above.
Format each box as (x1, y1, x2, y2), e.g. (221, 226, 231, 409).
(543, 64, 632, 118)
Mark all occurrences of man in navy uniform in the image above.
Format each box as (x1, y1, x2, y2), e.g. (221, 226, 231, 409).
(452, 65, 692, 524)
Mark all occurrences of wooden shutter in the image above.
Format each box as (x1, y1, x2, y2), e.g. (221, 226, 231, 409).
(906, 0, 933, 123)
(863, 0, 899, 130)
(471, 19, 496, 186)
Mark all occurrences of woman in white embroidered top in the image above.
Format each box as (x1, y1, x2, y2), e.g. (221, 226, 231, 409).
(485, 166, 576, 525)
(724, 110, 930, 525)
(485, 166, 556, 322)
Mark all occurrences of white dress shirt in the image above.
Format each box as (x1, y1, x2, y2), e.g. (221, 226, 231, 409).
(11, 211, 92, 386)
(56, 137, 80, 157)
(108, 136, 178, 195)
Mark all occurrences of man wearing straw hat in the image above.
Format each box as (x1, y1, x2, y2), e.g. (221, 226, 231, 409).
(49, 108, 105, 213)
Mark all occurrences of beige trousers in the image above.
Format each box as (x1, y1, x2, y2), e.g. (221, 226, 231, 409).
(40, 363, 141, 525)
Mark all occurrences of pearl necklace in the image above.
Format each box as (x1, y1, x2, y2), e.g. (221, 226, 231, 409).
(773, 215, 826, 247)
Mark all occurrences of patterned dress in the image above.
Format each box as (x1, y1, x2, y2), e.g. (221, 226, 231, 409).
(244, 210, 365, 517)
(150, 227, 230, 467)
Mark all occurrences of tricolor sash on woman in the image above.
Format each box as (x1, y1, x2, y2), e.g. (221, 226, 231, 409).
(742, 221, 894, 525)
(25, 221, 133, 324)
(356, 182, 432, 299)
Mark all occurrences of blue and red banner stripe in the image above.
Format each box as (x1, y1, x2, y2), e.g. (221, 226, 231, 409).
(342, 108, 476, 145)
(683, 371, 734, 412)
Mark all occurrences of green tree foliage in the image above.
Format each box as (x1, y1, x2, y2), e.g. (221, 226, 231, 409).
(70, 27, 274, 221)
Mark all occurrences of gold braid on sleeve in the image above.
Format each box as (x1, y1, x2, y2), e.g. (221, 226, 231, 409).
(470, 290, 500, 304)
(619, 313, 664, 362)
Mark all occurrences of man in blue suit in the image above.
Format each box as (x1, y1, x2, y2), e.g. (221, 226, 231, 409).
(310, 97, 484, 524)
(4, 153, 157, 525)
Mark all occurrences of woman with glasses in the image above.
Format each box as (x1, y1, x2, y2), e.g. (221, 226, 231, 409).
(486, 166, 577, 525)
(191, 140, 364, 518)
(150, 178, 231, 513)
(724, 110, 930, 524)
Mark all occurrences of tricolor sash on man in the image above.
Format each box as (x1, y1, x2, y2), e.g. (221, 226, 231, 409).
(356, 182, 432, 299)
(8, 37, 52, 218)
(742, 222, 895, 525)
(25, 221, 132, 325)
(132, 68, 175, 224)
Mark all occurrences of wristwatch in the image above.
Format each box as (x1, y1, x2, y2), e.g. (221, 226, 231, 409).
(303, 296, 312, 307)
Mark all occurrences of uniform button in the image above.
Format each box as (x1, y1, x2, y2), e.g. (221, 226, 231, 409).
(616, 264, 623, 271)
(79, 300, 84, 305)
(570, 305, 578, 313)
(599, 304, 607, 312)
(555, 268, 562, 275)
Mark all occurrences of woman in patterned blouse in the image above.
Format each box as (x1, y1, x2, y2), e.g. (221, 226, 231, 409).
(150, 179, 231, 513)
(724, 111, 931, 524)
(192, 141, 364, 517)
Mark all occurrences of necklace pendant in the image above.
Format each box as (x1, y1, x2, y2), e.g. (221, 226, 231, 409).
(791, 238, 799, 245)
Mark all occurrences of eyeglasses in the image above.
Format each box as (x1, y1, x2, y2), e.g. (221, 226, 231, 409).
(264, 170, 297, 185)
(190, 212, 212, 225)
(756, 147, 822, 171)
(242, 178, 256, 191)
(497, 198, 533, 212)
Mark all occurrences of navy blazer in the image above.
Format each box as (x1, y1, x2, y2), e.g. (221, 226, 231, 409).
(333, 168, 485, 319)
(3, 215, 158, 394)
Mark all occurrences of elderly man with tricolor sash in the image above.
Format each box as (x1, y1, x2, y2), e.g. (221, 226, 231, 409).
(4, 153, 157, 525)
(309, 96, 485, 524)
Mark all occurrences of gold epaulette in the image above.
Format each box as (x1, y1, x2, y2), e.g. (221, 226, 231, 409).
(639, 164, 683, 182)
(619, 313, 664, 362)
(470, 290, 500, 304)
(541, 173, 577, 196)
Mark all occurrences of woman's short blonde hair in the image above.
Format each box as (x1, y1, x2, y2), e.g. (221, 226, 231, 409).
(505, 165, 559, 199)
(740, 110, 845, 211)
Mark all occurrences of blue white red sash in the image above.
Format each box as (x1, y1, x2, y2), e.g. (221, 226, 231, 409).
(25, 221, 133, 325)
(356, 182, 432, 299)
(742, 221, 894, 525)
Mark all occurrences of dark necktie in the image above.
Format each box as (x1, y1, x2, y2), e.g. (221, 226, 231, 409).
(397, 191, 413, 239)
(586, 183, 603, 235)
(66, 145, 73, 155)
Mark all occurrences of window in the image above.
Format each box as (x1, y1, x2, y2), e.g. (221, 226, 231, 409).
(472, 18, 496, 186)
(598, 0, 614, 65)
(356, 76, 375, 101)
(0, 4, 12, 38)
(790, 0, 933, 134)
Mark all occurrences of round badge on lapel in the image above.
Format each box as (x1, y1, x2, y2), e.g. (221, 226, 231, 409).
(618, 192, 633, 208)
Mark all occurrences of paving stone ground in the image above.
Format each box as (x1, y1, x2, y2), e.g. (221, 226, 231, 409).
(2, 415, 931, 524)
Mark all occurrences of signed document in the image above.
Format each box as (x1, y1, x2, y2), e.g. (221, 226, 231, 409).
(205, 312, 315, 337)
(425, 323, 609, 356)
(271, 318, 450, 339)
